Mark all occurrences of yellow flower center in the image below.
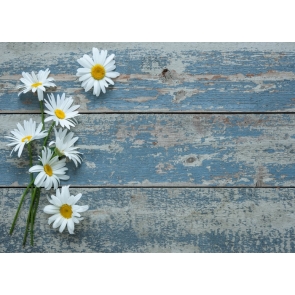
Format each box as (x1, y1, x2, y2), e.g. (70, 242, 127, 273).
(44, 164, 53, 176)
(21, 135, 32, 142)
(31, 82, 42, 88)
(54, 109, 66, 119)
(91, 64, 106, 80)
(60, 204, 73, 219)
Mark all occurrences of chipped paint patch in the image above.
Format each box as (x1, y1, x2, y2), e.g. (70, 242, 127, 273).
(85, 161, 96, 169)
(251, 83, 276, 93)
(79, 143, 123, 153)
(155, 162, 175, 174)
(124, 96, 158, 103)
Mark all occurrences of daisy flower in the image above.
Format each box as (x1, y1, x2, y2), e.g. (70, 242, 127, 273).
(44, 93, 80, 129)
(17, 68, 56, 101)
(44, 185, 89, 234)
(49, 128, 82, 167)
(5, 118, 48, 157)
(29, 147, 69, 190)
(76, 47, 120, 97)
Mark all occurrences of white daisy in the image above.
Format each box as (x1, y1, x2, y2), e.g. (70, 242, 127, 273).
(44, 93, 80, 129)
(5, 118, 48, 157)
(43, 185, 89, 234)
(49, 128, 82, 167)
(29, 147, 69, 190)
(17, 68, 56, 101)
(76, 47, 120, 97)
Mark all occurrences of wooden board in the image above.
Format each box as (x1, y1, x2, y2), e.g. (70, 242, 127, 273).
(1, 43, 295, 113)
(2, 113, 295, 187)
(1, 188, 294, 253)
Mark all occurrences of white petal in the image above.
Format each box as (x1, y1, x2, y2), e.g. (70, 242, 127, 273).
(105, 64, 116, 72)
(104, 77, 115, 85)
(44, 177, 52, 190)
(51, 195, 63, 207)
(31, 71, 38, 82)
(92, 47, 100, 64)
(104, 54, 115, 66)
(100, 50, 108, 65)
(37, 88, 44, 101)
(20, 78, 32, 86)
(83, 54, 94, 66)
(85, 78, 94, 92)
(53, 216, 63, 228)
(79, 73, 92, 82)
(77, 68, 91, 75)
(51, 177, 59, 190)
(93, 80, 100, 96)
(59, 219, 68, 233)
(72, 193, 82, 204)
(44, 205, 60, 214)
(77, 57, 91, 69)
(106, 72, 120, 78)
(67, 196, 76, 205)
(23, 72, 33, 83)
(17, 143, 25, 157)
(76, 205, 89, 213)
(67, 218, 75, 234)
(105, 59, 115, 69)
(99, 80, 106, 93)
(48, 213, 60, 225)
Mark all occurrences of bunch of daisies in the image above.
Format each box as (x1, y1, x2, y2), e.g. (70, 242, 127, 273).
(6, 48, 120, 246)
(7, 72, 88, 246)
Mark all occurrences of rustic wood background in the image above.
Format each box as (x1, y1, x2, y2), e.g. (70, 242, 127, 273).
(1, 42, 295, 252)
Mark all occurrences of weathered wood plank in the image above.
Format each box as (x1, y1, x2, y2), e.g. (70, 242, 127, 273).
(1, 43, 295, 112)
(2, 114, 295, 187)
(1, 188, 294, 253)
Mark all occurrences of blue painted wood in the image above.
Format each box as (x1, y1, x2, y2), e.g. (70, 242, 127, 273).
(1, 43, 295, 112)
(2, 113, 295, 187)
(1, 43, 295, 253)
(1, 188, 294, 252)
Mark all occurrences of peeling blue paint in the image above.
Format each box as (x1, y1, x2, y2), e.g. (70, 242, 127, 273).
(2, 114, 295, 187)
(2, 188, 295, 252)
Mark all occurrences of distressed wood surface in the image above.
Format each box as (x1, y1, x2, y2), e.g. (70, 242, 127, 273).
(2, 113, 295, 187)
(1, 188, 294, 253)
(1, 43, 295, 252)
(1, 43, 295, 113)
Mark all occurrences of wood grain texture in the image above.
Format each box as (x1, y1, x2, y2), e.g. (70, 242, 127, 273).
(1, 43, 295, 253)
(2, 113, 295, 187)
(1, 188, 294, 253)
(1, 43, 295, 113)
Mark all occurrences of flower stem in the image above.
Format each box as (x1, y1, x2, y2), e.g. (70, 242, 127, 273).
(39, 101, 45, 131)
(28, 142, 34, 183)
(23, 186, 38, 247)
(9, 179, 34, 235)
(27, 141, 35, 240)
(30, 188, 41, 246)
(32, 188, 41, 225)
(43, 122, 55, 147)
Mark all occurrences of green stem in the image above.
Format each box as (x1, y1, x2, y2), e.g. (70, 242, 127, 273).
(27, 141, 36, 240)
(9, 179, 34, 235)
(39, 101, 45, 131)
(28, 143, 33, 176)
(32, 188, 41, 224)
(23, 186, 37, 247)
(27, 143, 34, 201)
(43, 122, 55, 147)
(30, 188, 41, 246)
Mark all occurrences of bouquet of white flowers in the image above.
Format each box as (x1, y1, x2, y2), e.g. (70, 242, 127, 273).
(6, 48, 120, 246)
(7, 71, 88, 246)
